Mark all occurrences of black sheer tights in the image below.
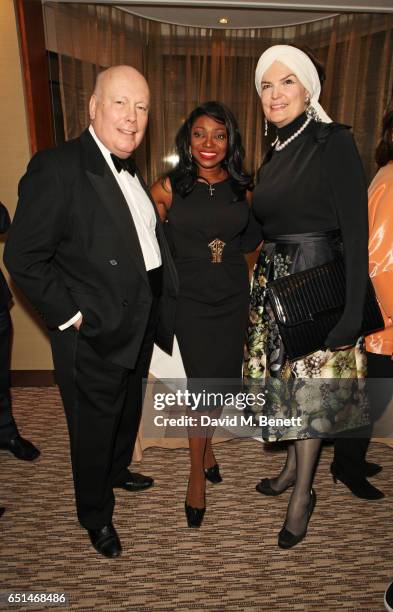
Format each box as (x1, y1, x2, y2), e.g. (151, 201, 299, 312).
(271, 439, 321, 535)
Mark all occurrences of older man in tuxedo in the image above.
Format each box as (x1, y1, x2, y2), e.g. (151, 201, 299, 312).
(5, 66, 177, 557)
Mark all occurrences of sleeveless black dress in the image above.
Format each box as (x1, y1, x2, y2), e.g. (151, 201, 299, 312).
(167, 178, 253, 378)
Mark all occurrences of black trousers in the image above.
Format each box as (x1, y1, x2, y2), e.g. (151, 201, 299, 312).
(50, 287, 160, 530)
(0, 308, 17, 441)
(333, 351, 393, 478)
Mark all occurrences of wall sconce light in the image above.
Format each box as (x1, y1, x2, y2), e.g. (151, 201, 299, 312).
(163, 154, 179, 166)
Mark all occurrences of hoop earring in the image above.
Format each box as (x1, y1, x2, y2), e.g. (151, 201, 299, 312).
(264, 118, 268, 136)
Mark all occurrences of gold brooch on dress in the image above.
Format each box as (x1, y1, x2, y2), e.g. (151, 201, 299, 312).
(208, 238, 226, 263)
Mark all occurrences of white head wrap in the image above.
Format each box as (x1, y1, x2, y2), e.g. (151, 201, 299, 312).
(255, 45, 332, 123)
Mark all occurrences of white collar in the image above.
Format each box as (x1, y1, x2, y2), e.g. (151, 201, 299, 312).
(88, 125, 119, 172)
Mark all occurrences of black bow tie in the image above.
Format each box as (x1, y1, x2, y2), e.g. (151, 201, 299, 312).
(110, 154, 137, 176)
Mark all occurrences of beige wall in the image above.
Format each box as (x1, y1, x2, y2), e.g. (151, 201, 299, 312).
(0, 0, 53, 370)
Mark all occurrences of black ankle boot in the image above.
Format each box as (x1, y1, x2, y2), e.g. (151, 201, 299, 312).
(330, 463, 384, 500)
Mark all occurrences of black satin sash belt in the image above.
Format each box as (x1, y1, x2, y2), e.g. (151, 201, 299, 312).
(262, 229, 342, 273)
(263, 229, 341, 244)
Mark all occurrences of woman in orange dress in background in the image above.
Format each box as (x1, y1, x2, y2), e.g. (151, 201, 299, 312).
(334, 101, 393, 507)
(367, 102, 393, 612)
(366, 102, 393, 360)
(365, 102, 393, 443)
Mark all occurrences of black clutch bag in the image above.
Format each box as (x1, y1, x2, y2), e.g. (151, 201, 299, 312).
(266, 257, 384, 361)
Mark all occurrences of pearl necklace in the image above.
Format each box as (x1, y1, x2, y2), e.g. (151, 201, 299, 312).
(274, 115, 312, 151)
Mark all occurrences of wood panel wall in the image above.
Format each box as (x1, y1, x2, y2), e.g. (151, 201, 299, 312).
(15, 0, 54, 153)
(0, 0, 54, 375)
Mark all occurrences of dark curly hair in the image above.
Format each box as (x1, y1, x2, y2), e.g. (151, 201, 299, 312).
(167, 101, 253, 201)
(375, 101, 393, 167)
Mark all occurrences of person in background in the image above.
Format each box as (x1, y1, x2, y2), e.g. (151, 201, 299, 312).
(0, 201, 40, 462)
(337, 102, 393, 498)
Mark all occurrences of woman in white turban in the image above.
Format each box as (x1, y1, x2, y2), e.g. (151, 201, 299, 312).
(244, 45, 370, 548)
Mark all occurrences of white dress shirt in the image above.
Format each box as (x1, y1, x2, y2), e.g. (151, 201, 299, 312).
(59, 125, 161, 330)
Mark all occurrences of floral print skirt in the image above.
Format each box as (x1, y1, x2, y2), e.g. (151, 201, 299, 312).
(243, 232, 368, 441)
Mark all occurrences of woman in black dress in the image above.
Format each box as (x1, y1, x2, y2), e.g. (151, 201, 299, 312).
(151, 102, 258, 527)
(244, 45, 369, 548)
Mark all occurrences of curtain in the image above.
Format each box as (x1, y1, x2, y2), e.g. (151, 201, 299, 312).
(45, 4, 393, 184)
(44, 3, 393, 183)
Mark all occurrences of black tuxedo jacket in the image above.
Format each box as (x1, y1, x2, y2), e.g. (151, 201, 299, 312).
(4, 130, 178, 368)
(0, 203, 12, 310)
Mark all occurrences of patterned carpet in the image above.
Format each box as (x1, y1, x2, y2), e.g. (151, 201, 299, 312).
(1, 387, 392, 611)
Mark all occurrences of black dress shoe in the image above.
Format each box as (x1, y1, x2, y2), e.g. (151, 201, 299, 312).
(184, 502, 205, 528)
(0, 434, 40, 461)
(384, 581, 393, 611)
(256, 477, 295, 496)
(113, 471, 154, 491)
(330, 463, 384, 500)
(204, 464, 222, 484)
(88, 523, 121, 558)
(278, 489, 316, 549)
(365, 461, 382, 478)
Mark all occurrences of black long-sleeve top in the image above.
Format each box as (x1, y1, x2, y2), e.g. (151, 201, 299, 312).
(252, 112, 369, 349)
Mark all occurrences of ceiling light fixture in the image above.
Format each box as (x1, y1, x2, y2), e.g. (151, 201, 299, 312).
(218, 17, 229, 24)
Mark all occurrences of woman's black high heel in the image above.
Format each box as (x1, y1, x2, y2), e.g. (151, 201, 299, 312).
(185, 476, 206, 527)
(256, 477, 295, 496)
(184, 502, 205, 528)
(278, 488, 316, 549)
(204, 464, 222, 484)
